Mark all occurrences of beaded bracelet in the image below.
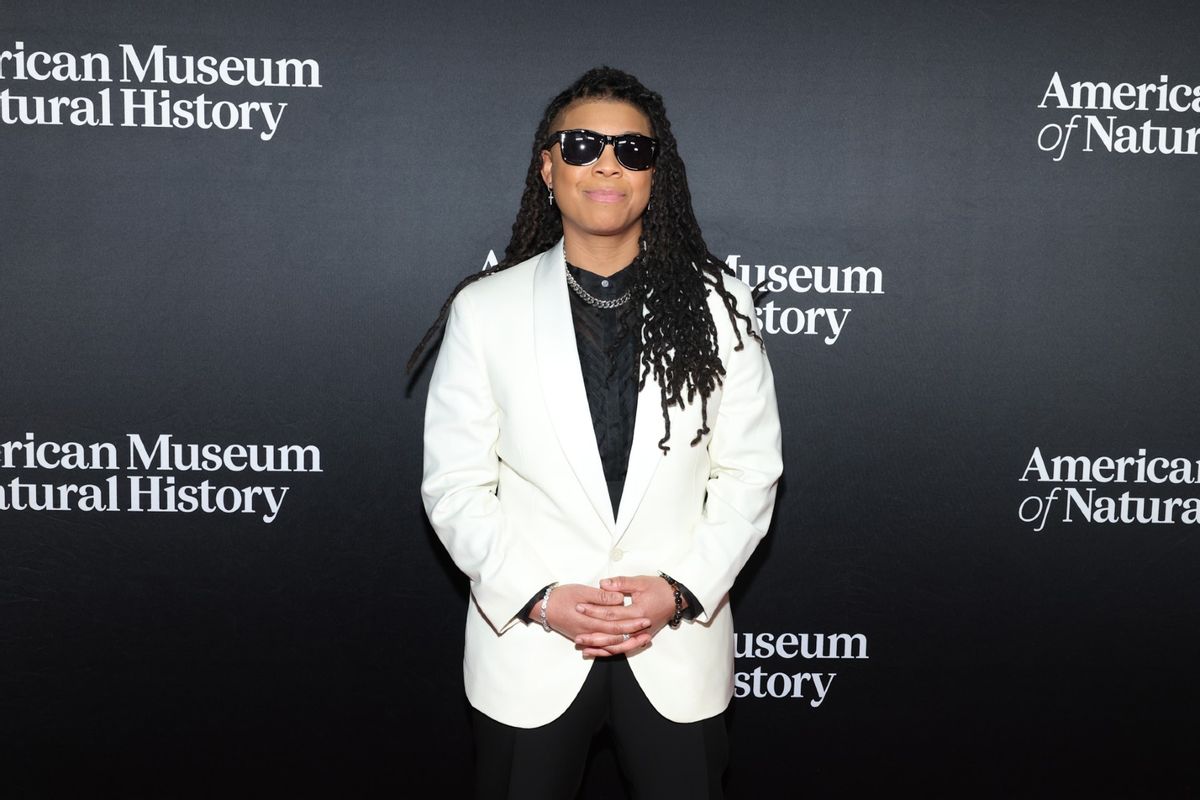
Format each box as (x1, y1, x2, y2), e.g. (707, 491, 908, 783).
(658, 572, 684, 629)
(539, 583, 557, 632)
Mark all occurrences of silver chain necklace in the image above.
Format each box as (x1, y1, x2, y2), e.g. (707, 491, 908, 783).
(563, 244, 632, 309)
(564, 266, 631, 309)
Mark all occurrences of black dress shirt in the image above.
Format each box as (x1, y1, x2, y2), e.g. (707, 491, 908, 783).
(566, 260, 639, 519)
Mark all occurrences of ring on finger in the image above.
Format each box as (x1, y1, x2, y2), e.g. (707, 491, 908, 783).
(622, 633, 630, 641)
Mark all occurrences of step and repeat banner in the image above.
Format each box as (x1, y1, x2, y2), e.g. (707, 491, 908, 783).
(3, 1, 1197, 796)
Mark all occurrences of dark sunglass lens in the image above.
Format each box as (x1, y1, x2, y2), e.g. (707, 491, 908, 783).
(615, 136, 656, 170)
(560, 131, 602, 166)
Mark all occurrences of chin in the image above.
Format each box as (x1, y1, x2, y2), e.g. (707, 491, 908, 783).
(579, 223, 640, 238)
(579, 211, 642, 232)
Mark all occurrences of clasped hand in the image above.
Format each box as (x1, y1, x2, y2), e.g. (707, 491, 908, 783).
(541, 576, 683, 658)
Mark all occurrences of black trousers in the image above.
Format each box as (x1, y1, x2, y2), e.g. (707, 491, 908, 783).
(471, 655, 728, 800)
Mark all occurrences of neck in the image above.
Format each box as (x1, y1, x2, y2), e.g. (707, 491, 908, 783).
(561, 227, 642, 277)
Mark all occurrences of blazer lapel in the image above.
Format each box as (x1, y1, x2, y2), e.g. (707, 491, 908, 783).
(613, 372, 664, 540)
(533, 239, 616, 533)
(617, 274, 728, 539)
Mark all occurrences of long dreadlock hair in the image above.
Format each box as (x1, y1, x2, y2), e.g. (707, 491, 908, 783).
(408, 66, 762, 452)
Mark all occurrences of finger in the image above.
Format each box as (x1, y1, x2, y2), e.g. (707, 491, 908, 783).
(601, 576, 652, 594)
(575, 603, 646, 622)
(579, 622, 651, 639)
(599, 576, 629, 593)
(584, 633, 652, 657)
(581, 647, 616, 658)
(601, 638, 652, 656)
(574, 623, 649, 647)
(577, 601, 648, 616)
(584, 588, 626, 606)
(574, 632, 630, 649)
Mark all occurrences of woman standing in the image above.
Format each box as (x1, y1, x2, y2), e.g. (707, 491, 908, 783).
(415, 66, 782, 799)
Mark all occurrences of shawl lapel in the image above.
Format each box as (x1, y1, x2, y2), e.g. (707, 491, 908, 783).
(532, 240, 615, 534)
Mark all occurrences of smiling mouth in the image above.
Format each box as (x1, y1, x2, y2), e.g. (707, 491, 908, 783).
(583, 189, 625, 203)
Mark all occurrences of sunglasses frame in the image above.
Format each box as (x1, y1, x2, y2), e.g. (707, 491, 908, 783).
(544, 129, 659, 171)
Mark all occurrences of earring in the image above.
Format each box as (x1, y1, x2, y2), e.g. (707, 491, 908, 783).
(547, 187, 555, 206)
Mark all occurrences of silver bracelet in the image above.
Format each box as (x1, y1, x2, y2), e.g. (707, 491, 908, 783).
(539, 583, 558, 632)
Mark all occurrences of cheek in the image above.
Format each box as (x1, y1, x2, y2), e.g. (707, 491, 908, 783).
(636, 176, 654, 206)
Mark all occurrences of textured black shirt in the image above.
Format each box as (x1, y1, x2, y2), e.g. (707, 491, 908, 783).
(565, 260, 639, 519)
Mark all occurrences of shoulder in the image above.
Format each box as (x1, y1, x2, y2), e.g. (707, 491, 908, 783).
(714, 269, 755, 309)
(705, 266, 759, 333)
(699, 265, 766, 364)
(455, 250, 542, 310)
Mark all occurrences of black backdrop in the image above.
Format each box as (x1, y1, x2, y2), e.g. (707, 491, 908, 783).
(3, 1, 1198, 797)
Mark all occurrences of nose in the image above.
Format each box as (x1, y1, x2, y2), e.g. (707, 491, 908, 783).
(592, 142, 623, 176)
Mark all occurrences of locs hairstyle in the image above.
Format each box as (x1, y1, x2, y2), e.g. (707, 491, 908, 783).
(409, 66, 761, 452)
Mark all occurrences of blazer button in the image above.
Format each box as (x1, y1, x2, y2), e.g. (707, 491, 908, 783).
(611, 547, 624, 562)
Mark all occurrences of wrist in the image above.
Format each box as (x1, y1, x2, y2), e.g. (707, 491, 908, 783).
(657, 572, 684, 629)
(538, 582, 558, 632)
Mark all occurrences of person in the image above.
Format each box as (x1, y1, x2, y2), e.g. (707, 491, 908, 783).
(413, 66, 782, 799)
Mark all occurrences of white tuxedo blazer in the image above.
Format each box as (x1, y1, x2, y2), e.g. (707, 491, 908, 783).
(421, 239, 782, 727)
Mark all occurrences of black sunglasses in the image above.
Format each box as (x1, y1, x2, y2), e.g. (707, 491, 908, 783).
(544, 129, 658, 171)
